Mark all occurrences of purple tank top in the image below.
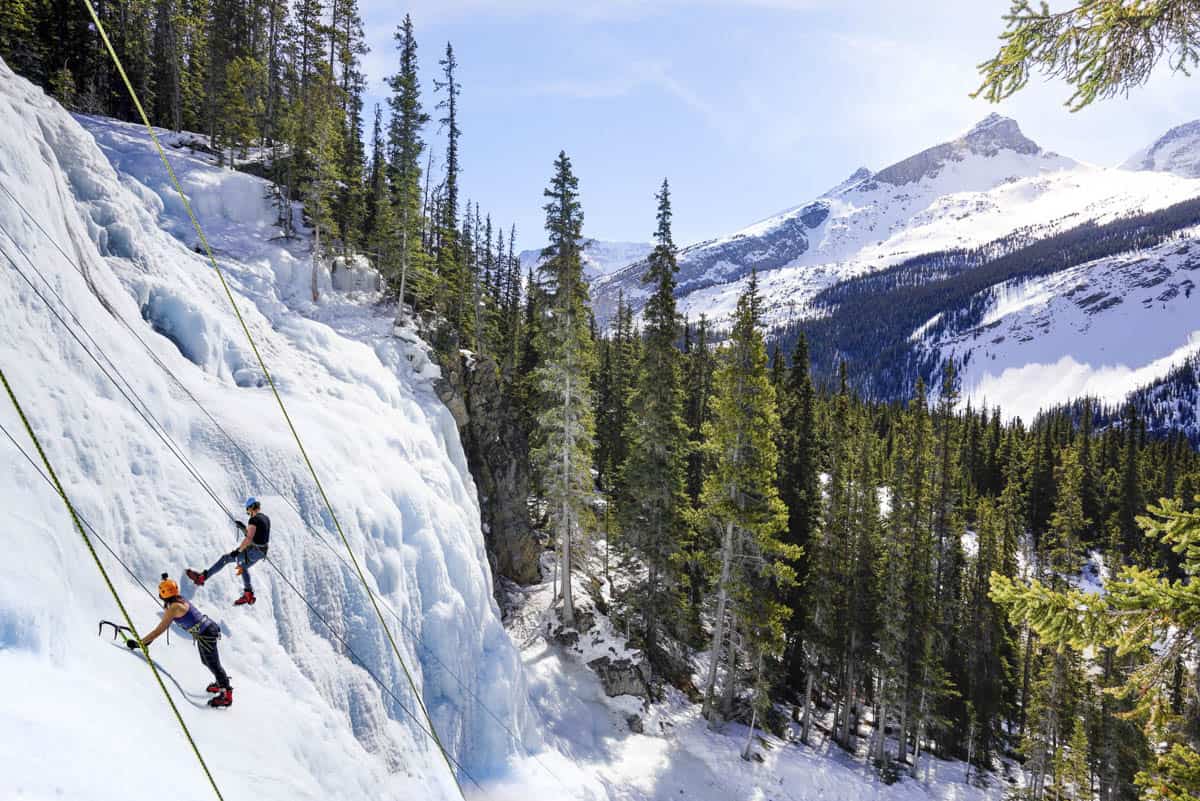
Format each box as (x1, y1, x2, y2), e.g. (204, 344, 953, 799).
(173, 601, 213, 635)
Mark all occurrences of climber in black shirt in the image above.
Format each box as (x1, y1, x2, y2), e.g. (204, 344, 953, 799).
(186, 496, 271, 606)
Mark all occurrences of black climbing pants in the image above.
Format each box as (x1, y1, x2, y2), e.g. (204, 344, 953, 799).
(196, 623, 230, 689)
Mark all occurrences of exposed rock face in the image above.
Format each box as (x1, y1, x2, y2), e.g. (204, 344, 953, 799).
(434, 349, 541, 590)
(873, 113, 1040, 185)
(592, 200, 828, 323)
(1123, 118, 1200, 177)
(588, 655, 651, 699)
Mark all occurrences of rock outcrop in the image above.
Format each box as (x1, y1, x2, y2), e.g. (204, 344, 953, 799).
(588, 655, 651, 699)
(434, 346, 542, 590)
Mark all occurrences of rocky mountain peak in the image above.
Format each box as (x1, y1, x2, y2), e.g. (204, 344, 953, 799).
(959, 113, 1040, 156)
(873, 114, 1043, 186)
(1123, 119, 1200, 178)
(823, 166, 874, 196)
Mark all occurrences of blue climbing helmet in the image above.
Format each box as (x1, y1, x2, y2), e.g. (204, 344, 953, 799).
(244, 496, 259, 511)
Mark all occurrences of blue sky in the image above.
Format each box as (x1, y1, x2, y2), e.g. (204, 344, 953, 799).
(357, 0, 1200, 251)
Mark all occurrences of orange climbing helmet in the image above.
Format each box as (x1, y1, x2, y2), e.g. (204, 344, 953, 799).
(158, 573, 180, 600)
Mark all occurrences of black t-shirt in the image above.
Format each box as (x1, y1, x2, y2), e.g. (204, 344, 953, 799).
(248, 513, 270, 546)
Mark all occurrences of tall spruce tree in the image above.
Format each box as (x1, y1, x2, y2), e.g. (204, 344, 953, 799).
(386, 14, 430, 309)
(618, 179, 690, 674)
(433, 41, 465, 338)
(778, 332, 820, 697)
(684, 315, 716, 504)
(697, 274, 796, 725)
(531, 151, 595, 627)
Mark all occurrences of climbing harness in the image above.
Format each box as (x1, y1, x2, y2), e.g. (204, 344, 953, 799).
(0, 367, 226, 801)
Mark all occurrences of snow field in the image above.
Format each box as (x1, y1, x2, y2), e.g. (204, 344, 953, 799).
(921, 234, 1200, 421)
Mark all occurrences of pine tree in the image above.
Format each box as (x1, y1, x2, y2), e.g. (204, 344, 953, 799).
(696, 273, 796, 725)
(779, 332, 820, 696)
(433, 42, 466, 338)
(1117, 405, 1145, 563)
(684, 314, 716, 504)
(618, 179, 690, 675)
(604, 295, 635, 498)
(1021, 643, 1084, 800)
(363, 104, 401, 280)
(1046, 446, 1089, 586)
(151, 0, 182, 129)
(385, 14, 431, 310)
(531, 151, 596, 627)
(327, 0, 366, 252)
(963, 497, 1016, 770)
(892, 379, 939, 768)
(1061, 716, 1091, 801)
(992, 494, 1200, 801)
(214, 55, 265, 164)
(0, 0, 43, 81)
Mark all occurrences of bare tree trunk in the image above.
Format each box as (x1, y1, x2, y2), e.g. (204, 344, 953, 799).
(312, 225, 321, 303)
(397, 203, 409, 318)
(559, 352, 575, 626)
(873, 696, 888, 764)
(720, 624, 738, 718)
(801, 669, 815, 744)
(742, 651, 765, 761)
(552, 555, 559, 603)
(702, 522, 735, 723)
(912, 683, 926, 778)
(838, 631, 858, 747)
(1019, 624, 1034, 738)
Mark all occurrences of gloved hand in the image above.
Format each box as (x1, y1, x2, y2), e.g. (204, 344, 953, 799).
(235, 521, 247, 532)
(126, 638, 141, 650)
(229, 549, 241, 559)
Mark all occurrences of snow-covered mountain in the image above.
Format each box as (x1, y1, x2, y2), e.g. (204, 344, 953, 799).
(520, 239, 651, 283)
(594, 113, 1088, 324)
(914, 232, 1200, 421)
(593, 113, 1200, 418)
(1122, 119, 1200, 177)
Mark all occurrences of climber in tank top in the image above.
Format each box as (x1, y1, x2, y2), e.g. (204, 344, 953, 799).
(127, 574, 233, 707)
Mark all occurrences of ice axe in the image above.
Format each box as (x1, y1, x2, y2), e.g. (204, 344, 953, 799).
(98, 619, 135, 645)
(99, 617, 168, 647)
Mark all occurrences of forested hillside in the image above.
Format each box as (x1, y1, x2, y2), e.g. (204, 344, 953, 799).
(0, 0, 525, 361)
(774, 195, 1200, 400)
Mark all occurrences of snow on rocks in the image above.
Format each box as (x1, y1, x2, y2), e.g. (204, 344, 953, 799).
(918, 233, 1200, 421)
(510, 553, 1013, 801)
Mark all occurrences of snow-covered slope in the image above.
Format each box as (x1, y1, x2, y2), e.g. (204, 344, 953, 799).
(0, 59, 535, 800)
(520, 239, 652, 283)
(1122, 119, 1200, 178)
(595, 115, 1200, 335)
(914, 233, 1200, 421)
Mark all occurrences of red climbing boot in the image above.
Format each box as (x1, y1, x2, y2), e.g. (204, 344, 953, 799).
(186, 569, 207, 586)
(208, 688, 233, 708)
(233, 590, 256, 606)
